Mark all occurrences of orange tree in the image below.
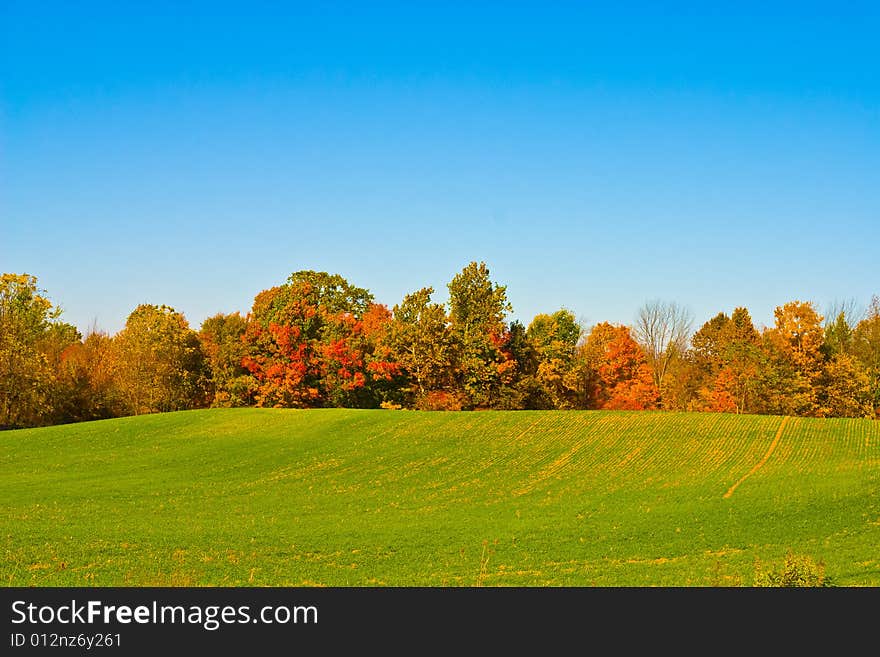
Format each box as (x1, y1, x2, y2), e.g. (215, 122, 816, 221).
(581, 322, 659, 410)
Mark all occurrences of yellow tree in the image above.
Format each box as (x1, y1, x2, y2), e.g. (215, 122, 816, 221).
(769, 301, 825, 375)
(853, 296, 880, 417)
(817, 353, 873, 418)
(526, 310, 582, 409)
(111, 304, 208, 415)
(0, 273, 61, 427)
(762, 300, 825, 415)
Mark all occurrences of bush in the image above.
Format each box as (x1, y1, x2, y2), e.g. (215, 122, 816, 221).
(753, 551, 832, 587)
(414, 391, 465, 411)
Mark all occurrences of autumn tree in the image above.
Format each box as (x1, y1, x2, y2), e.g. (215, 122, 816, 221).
(39, 321, 86, 424)
(52, 329, 119, 422)
(526, 309, 583, 409)
(688, 311, 728, 411)
(317, 307, 368, 408)
(659, 356, 703, 412)
(768, 301, 825, 375)
(242, 284, 322, 407)
(0, 273, 63, 427)
(446, 262, 516, 408)
(385, 287, 455, 405)
(690, 307, 762, 414)
(199, 312, 252, 407)
(320, 301, 401, 408)
(852, 296, 880, 417)
(816, 353, 873, 418)
(581, 322, 658, 410)
(241, 271, 386, 408)
(633, 300, 693, 405)
(111, 304, 208, 415)
(822, 299, 861, 358)
(760, 300, 825, 415)
(357, 302, 404, 407)
(579, 321, 620, 405)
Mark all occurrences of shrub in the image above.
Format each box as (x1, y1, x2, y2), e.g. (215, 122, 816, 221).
(414, 391, 465, 411)
(753, 551, 832, 587)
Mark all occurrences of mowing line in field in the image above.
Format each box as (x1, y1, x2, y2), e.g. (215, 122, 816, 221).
(723, 416, 790, 499)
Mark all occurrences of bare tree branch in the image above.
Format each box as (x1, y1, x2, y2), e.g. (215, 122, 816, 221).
(634, 300, 693, 398)
(824, 298, 863, 328)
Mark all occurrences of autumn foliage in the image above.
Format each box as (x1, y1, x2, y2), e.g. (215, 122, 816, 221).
(239, 273, 401, 409)
(2, 268, 878, 429)
(583, 323, 659, 410)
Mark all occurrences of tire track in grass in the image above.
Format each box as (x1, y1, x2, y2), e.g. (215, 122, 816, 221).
(723, 416, 790, 499)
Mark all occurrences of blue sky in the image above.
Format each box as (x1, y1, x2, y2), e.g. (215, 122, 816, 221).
(2, 2, 878, 336)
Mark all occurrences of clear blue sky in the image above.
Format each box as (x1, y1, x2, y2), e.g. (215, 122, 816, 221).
(2, 1, 878, 336)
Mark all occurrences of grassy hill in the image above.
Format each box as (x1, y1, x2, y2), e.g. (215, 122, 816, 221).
(2, 408, 878, 586)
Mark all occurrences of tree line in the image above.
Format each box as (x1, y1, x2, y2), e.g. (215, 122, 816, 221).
(1, 265, 878, 429)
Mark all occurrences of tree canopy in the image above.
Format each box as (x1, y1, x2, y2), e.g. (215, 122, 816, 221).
(3, 269, 878, 428)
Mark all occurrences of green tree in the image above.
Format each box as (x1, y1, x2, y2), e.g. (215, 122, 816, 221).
(823, 311, 854, 358)
(717, 344, 763, 415)
(691, 311, 733, 372)
(199, 312, 252, 407)
(386, 287, 455, 404)
(526, 309, 583, 409)
(527, 310, 581, 361)
(490, 319, 549, 410)
(446, 262, 514, 408)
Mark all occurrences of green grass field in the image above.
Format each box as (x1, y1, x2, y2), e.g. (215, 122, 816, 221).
(2, 408, 878, 586)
